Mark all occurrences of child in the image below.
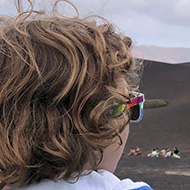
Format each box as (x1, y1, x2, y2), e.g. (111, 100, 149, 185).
(128, 147, 136, 156)
(0, 1, 152, 189)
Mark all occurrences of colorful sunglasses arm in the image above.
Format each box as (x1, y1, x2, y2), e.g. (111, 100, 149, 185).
(127, 95, 144, 108)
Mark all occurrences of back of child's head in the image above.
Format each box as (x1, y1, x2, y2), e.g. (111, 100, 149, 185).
(0, 0, 139, 188)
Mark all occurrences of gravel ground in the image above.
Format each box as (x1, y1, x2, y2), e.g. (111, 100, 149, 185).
(115, 154, 190, 190)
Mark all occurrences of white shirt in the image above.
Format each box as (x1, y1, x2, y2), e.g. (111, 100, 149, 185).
(165, 151, 172, 158)
(151, 151, 157, 157)
(13, 170, 152, 190)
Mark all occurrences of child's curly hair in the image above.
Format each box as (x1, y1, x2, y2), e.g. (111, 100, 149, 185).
(0, 0, 141, 188)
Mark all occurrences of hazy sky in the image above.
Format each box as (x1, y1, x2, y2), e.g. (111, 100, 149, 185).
(1, 0, 190, 48)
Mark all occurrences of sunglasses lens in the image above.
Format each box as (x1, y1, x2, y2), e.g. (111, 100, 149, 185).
(109, 92, 144, 122)
(110, 104, 126, 116)
(130, 104, 140, 121)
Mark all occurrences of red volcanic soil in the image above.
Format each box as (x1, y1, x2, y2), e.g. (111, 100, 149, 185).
(115, 60, 190, 190)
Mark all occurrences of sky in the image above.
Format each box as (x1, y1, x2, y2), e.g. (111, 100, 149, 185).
(1, 0, 190, 48)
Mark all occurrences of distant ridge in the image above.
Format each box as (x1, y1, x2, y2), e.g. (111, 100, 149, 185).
(138, 59, 190, 65)
(132, 45, 190, 64)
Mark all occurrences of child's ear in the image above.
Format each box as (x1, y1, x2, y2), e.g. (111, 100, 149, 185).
(123, 37, 132, 48)
(0, 182, 8, 190)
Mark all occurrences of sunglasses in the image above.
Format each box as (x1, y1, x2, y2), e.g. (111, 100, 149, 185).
(109, 92, 145, 122)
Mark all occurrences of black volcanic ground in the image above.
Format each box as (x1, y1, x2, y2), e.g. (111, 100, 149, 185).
(129, 60, 190, 153)
(115, 60, 190, 190)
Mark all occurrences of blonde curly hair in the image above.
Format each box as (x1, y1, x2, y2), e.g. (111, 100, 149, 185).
(0, 0, 140, 188)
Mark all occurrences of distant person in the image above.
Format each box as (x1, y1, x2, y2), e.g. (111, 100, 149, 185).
(128, 147, 136, 156)
(172, 147, 181, 159)
(135, 146, 143, 156)
(165, 149, 172, 158)
(155, 147, 161, 157)
(151, 148, 157, 157)
(147, 148, 157, 157)
(158, 149, 166, 157)
(0, 1, 153, 190)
